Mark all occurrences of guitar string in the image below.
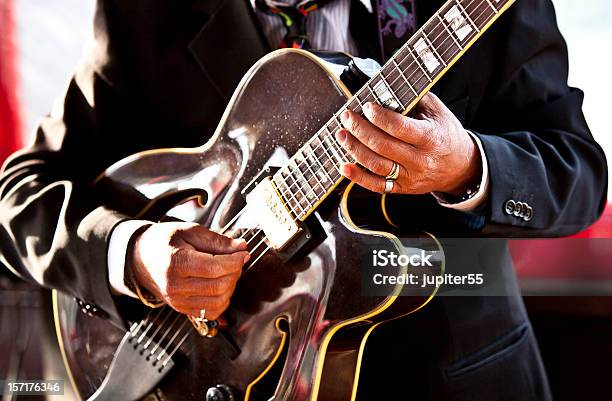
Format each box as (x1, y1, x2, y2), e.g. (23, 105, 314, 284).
(137, 308, 172, 344)
(215, 0, 496, 256)
(271, 0, 496, 207)
(142, 309, 179, 349)
(129, 308, 156, 337)
(162, 331, 191, 367)
(141, 0, 499, 358)
(155, 320, 190, 363)
(148, 313, 183, 356)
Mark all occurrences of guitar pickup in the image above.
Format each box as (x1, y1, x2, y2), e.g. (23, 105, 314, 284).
(245, 176, 301, 250)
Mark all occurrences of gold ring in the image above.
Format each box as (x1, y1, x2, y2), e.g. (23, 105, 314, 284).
(385, 162, 400, 181)
(384, 179, 394, 194)
(189, 309, 209, 336)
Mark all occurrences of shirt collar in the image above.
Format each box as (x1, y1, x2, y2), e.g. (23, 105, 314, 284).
(251, 0, 374, 13)
(360, 0, 373, 13)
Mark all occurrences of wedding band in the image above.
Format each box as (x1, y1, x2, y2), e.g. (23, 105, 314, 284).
(385, 162, 400, 181)
(384, 179, 394, 194)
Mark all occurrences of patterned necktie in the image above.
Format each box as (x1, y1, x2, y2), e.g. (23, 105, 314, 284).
(255, 0, 334, 49)
(377, 0, 418, 60)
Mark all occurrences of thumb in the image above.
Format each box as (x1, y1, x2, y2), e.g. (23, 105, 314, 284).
(184, 225, 247, 254)
(415, 92, 444, 118)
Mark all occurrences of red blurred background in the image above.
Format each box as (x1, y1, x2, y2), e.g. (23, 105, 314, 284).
(0, 0, 22, 162)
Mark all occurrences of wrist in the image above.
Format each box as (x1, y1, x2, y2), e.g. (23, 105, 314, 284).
(444, 131, 482, 195)
(126, 226, 165, 307)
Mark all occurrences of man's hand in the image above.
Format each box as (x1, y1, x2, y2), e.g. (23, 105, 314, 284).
(336, 92, 481, 196)
(129, 222, 249, 319)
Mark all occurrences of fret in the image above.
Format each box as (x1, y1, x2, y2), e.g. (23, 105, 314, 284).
(395, 48, 430, 97)
(356, 89, 372, 107)
(423, 31, 447, 68)
(366, 84, 378, 105)
(314, 134, 342, 179)
(323, 125, 349, 163)
(436, 13, 463, 53)
(323, 133, 348, 166)
(353, 96, 364, 109)
(315, 138, 340, 181)
(293, 162, 317, 203)
(329, 134, 351, 163)
(411, 38, 438, 78)
(348, 97, 363, 115)
(408, 39, 433, 82)
(283, 181, 304, 217)
(370, 77, 404, 112)
(304, 142, 334, 187)
(484, 0, 499, 14)
(276, 172, 306, 216)
(286, 170, 312, 213)
(334, 111, 345, 129)
(462, 0, 497, 29)
(454, 0, 479, 33)
(286, 165, 313, 210)
(441, 1, 476, 44)
(382, 75, 406, 110)
(391, 58, 418, 98)
(298, 150, 327, 196)
(381, 63, 414, 108)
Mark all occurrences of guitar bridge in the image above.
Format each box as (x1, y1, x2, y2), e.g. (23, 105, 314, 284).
(245, 176, 301, 250)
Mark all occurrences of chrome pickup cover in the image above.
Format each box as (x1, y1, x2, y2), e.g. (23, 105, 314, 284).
(245, 176, 301, 250)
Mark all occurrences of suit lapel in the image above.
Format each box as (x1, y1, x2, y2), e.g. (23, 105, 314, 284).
(189, 0, 268, 101)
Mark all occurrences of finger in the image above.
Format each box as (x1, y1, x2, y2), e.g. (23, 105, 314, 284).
(173, 296, 231, 319)
(336, 129, 396, 176)
(171, 249, 249, 278)
(340, 163, 399, 194)
(362, 102, 430, 146)
(171, 274, 241, 297)
(181, 225, 247, 254)
(340, 110, 407, 161)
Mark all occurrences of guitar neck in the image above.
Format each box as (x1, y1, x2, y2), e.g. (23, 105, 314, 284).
(272, 0, 516, 221)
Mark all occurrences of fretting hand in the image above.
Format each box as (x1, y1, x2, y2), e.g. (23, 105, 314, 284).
(336, 92, 481, 196)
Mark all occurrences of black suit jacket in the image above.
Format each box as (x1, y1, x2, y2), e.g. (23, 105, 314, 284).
(0, 0, 607, 399)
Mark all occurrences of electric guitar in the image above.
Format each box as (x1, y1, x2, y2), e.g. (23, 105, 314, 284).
(53, 0, 516, 400)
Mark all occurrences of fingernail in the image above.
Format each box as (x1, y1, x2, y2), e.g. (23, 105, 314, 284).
(243, 253, 251, 263)
(340, 163, 351, 176)
(335, 129, 347, 143)
(363, 102, 373, 117)
(341, 111, 350, 122)
(232, 238, 247, 248)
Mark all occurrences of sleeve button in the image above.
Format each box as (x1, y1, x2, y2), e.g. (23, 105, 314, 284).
(504, 200, 516, 215)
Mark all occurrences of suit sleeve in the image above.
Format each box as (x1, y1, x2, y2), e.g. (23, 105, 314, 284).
(0, 63, 129, 324)
(472, 0, 608, 237)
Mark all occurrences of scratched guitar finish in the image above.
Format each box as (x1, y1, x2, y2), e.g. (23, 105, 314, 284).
(54, 0, 516, 400)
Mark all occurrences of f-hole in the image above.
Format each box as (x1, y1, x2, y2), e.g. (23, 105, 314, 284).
(250, 317, 290, 400)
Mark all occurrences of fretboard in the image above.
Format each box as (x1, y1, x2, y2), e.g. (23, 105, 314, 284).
(272, 0, 516, 221)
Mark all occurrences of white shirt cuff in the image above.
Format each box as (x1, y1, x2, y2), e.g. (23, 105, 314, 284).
(108, 220, 151, 298)
(432, 131, 490, 212)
